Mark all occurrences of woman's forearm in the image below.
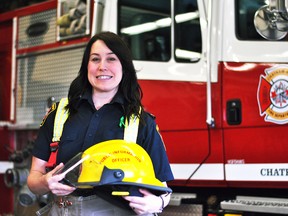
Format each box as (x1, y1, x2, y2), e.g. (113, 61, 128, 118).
(27, 170, 50, 195)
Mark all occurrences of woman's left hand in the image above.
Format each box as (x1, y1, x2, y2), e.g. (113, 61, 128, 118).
(123, 188, 163, 215)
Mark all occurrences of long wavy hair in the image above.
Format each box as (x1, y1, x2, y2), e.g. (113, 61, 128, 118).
(66, 31, 143, 120)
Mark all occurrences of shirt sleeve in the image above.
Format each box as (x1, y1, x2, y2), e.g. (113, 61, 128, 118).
(32, 104, 57, 161)
(137, 112, 174, 183)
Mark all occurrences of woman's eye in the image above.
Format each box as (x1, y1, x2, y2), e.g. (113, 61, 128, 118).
(91, 57, 100, 62)
(107, 57, 116, 61)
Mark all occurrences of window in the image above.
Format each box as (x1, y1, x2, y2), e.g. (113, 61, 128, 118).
(118, 0, 201, 62)
(174, 0, 201, 62)
(119, 0, 171, 61)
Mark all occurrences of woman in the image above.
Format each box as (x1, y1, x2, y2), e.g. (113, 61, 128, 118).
(27, 31, 174, 215)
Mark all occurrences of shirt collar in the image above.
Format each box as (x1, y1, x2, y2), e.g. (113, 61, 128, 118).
(78, 90, 125, 108)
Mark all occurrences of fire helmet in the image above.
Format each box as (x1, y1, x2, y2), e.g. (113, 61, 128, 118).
(57, 139, 172, 196)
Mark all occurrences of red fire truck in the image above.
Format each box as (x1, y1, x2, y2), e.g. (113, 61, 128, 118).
(0, 0, 288, 215)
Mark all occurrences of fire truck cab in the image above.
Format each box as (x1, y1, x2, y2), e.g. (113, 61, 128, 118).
(0, 0, 288, 215)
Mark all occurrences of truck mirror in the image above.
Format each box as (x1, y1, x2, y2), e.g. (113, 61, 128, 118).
(254, 5, 287, 40)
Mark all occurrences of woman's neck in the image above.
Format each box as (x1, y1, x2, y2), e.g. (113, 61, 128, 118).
(92, 89, 117, 110)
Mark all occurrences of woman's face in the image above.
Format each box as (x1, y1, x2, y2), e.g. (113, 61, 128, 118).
(88, 40, 123, 95)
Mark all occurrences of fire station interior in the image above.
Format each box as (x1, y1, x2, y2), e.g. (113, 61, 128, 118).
(1, 0, 288, 216)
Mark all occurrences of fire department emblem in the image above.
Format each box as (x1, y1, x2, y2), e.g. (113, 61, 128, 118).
(257, 65, 288, 124)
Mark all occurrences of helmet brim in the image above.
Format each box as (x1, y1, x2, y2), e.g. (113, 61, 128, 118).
(55, 140, 173, 196)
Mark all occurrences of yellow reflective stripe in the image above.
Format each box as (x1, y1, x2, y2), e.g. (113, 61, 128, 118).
(124, 109, 141, 143)
(52, 97, 140, 143)
(52, 98, 69, 142)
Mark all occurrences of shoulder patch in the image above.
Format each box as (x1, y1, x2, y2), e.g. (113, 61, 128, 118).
(146, 112, 156, 119)
(40, 103, 57, 127)
(156, 124, 167, 151)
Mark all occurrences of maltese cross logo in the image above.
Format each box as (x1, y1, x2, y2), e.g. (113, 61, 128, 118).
(257, 65, 288, 124)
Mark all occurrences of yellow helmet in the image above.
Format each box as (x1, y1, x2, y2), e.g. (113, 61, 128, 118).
(57, 140, 172, 196)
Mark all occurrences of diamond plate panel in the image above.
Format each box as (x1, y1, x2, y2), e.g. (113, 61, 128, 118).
(16, 46, 85, 126)
(18, 9, 57, 49)
(160, 204, 203, 216)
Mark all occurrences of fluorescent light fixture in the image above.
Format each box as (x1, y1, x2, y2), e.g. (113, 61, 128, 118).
(175, 48, 201, 60)
(121, 12, 199, 35)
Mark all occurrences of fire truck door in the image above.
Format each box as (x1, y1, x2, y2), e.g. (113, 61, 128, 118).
(116, 0, 224, 184)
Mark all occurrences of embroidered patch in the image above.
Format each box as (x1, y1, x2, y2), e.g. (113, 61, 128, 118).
(156, 124, 167, 151)
(40, 103, 57, 127)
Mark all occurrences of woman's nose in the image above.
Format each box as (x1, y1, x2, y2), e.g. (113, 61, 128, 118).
(99, 60, 107, 71)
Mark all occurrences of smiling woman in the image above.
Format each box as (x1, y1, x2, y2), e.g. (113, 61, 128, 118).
(27, 31, 174, 216)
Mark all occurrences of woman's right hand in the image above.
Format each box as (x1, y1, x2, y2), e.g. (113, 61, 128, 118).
(45, 163, 76, 196)
(27, 157, 76, 196)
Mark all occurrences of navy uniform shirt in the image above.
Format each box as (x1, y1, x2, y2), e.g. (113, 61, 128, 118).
(33, 91, 174, 183)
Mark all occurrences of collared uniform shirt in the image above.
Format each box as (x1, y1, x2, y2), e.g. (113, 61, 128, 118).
(33, 91, 174, 183)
